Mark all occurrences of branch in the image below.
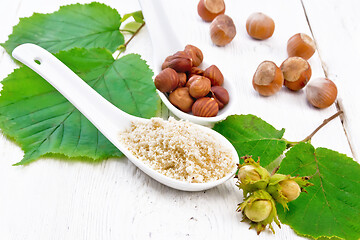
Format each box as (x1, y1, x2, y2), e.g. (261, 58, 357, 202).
(123, 22, 146, 49)
(302, 110, 343, 142)
(116, 22, 146, 59)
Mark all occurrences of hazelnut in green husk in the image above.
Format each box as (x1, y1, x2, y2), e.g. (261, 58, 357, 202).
(237, 190, 280, 234)
(235, 156, 270, 197)
(266, 173, 313, 210)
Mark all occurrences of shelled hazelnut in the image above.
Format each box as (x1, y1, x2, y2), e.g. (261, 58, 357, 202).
(154, 68, 179, 93)
(184, 45, 203, 67)
(188, 76, 211, 98)
(169, 87, 194, 113)
(204, 65, 224, 86)
(189, 67, 205, 79)
(190, 67, 205, 76)
(186, 75, 199, 87)
(162, 51, 192, 72)
(177, 73, 187, 87)
(211, 86, 229, 109)
(192, 97, 219, 117)
(154, 45, 230, 117)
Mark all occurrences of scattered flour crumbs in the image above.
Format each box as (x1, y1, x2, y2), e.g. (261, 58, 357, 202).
(118, 117, 236, 183)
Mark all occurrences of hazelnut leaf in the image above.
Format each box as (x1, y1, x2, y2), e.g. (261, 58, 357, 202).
(277, 142, 360, 240)
(121, 10, 144, 23)
(213, 114, 286, 167)
(0, 48, 160, 165)
(1, 2, 124, 55)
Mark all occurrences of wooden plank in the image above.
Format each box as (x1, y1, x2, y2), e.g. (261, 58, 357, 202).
(302, 0, 360, 160)
(145, 0, 352, 156)
(0, 0, 354, 239)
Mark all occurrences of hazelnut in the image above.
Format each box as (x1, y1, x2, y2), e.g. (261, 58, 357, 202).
(238, 165, 261, 182)
(279, 180, 301, 202)
(169, 87, 194, 112)
(280, 57, 312, 91)
(191, 67, 205, 75)
(184, 45, 203, 67)
(186, 75, 201, 87)
(287, 33, 316, 60)
(204, 65, 224, 86)
(192, 97, 219, 117)
(154, 68, 179, 93)
(188, 76, 211, 98)
(210, 14, 236, 46)
(246, 12, 275, 40)
(177, 72, 187, 87)
(197, 0, 225, 22)
(253, 61, 284, 96)
(211, 86, 229, 109)
(162, 51, 192, 72)
(306, 77, 337, 108)
(244, 199, 272, 222)
(189, 66, 205, 78)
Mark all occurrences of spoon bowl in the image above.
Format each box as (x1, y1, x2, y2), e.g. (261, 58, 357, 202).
(156, 79, 236, 125)
(12, 43, 238, 191)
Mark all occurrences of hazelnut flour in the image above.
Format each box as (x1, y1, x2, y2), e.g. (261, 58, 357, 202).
(118, 117, 236, 183)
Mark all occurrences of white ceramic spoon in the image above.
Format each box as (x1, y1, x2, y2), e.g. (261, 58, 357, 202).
(12, 43, 238, 191)
(139, 0, 237, 125)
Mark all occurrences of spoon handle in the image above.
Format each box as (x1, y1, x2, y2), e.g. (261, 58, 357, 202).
(12, 43, 133, 139)
(139, 0, 182, 72)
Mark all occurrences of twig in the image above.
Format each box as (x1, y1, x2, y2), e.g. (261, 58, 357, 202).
(116, 22, 146, 59)
(123, 22, 145, 48)
(302, 110, 343, 142)
(285, 110, 344, 148)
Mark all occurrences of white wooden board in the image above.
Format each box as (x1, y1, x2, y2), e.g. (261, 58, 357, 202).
(302, 0, 360, 160)
(0, 0, 356, 239)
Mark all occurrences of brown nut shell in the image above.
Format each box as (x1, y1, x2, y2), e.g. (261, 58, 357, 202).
(246, 12, 275, 40)
(287, 33, 316, 60)
(197, 0, 225, 22)
(281, 57, 312, 91)
(211, 86, 229, 109)
(162, 51, 193, 72)
(169, 87, 194, 113)
(253, 61, 284, 96)
(184, 45, 204, 67)
(204, 65, 224, 86)
(306, 78, 337, 108)
(192, 97, 219, 117)
(210, 14, 236, 46)
(154, 68, 180, 93)
(188, 76, 211, 98)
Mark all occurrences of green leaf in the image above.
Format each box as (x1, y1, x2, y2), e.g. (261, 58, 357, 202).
(122, 21, 143, 33)
(213, 115, 286, 167)
(121, 11, 144, 23)
(1, 2, 124, 55)
(278, 143, 360, 240)
(0, 48, 160, 165)
(213, 114, 286, 167)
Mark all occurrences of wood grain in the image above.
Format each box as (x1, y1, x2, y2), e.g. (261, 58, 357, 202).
(302, 0, 360, 160)
(0, 0, 356, 239)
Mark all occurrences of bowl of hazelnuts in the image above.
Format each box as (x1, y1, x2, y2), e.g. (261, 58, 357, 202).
(154, 44, 235, 125)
